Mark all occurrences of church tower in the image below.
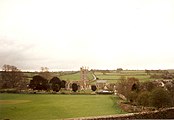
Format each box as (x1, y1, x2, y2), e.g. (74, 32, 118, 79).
(80, 66, 89, 90)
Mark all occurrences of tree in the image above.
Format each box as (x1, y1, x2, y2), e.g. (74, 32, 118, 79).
(39, 67, 51, 80)
(128, 91, 138, 103)
(116, 76, 128, 98)
(165, 81, 174, 105)
(72, 83, 78, 92)
(141, 81, 156, 92)
(61, 80, 66, 88)
(100, 70, 109, 75)
(117, 68, 123, 73)
(145, 69, 150, 75)
(149, 88, 172, 108)
(137, 91, 150, 106)
(29, 75, 48, 90)
(1, 64, 27, 90)
(50, 77, 62, 92)
(116, 77, 139, 99)
(131, 83, 139, 91)
(91, 85, 97, 91)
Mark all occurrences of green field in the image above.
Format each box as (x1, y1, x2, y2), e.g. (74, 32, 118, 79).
(24, 69, 174, 83)
(22, 69, 174, 87)
(59, 71, 93, 81)
(94, 70, 152, 83)
(0, 94, 125, 120)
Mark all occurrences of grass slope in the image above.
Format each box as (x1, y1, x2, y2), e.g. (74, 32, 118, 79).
(60, 71, 93, 81)
(0, 94, 125, 120)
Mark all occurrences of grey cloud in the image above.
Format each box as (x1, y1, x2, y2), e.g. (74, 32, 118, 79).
(0, 39, 37, 69)
(0, 38, 70, 70)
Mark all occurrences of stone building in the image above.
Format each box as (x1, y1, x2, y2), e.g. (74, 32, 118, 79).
(80, 67, 90, 90)
(96, 80, 107, 90)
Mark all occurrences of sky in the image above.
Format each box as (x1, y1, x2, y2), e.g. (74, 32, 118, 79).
(0, 0, 174, 71)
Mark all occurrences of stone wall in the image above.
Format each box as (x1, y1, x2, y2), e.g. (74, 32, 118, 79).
(118, 101, 155, 113)
(66, 107, 174, 120)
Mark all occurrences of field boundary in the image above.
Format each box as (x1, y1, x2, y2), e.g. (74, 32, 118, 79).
(66, 107, 174, 119)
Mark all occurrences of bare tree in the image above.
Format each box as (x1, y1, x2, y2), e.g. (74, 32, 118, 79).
(116, 77, 139, 99)
(1, 64, 27, 90)
(39, 67, 51, 80)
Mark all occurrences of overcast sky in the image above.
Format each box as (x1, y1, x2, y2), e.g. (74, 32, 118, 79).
(0, 0, 174, 71)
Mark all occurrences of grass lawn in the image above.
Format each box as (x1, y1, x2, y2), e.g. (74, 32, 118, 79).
(0, 94, 125, 120)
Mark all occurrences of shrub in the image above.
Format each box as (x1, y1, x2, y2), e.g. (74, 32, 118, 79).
(29, 75, 48, 90)
(149, 88, 172, 108)
(117, 77, 139, 99)
(137, 91, 150, 106)
(50, 77, 62, 92)
(128, 91, 138, 103)
(72, 83, 78, 92)
(142, 81, 156, 92)
(61, 80, 66, 88)
(91, 85, 97, 91)
(150, 74, 162, 79)
(0, 89, 18, 93)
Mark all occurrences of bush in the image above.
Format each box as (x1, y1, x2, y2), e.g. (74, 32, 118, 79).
(142, 81, 156, 92)
(50, 77, 62, 92)
(150, 74, 162, 79)
(128, 91, 138, 103)
(117, 77, 139, 99)
(91, 85, 97, 91)
(0, 89, 18, 93)
(137, 91, 150, 106)
(72, 83, 78, 92)
(149, 88, 172, 108)
(29, 75, 48, 90)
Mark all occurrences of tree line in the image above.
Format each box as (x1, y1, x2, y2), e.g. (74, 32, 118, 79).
(116, 77, 174, 109)
(0, 64, 27, 90)
(0, 64, 98, 93)
(29, 75, 66, 92)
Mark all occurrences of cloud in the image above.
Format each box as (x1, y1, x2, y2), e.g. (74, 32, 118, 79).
(0, 0, 174, 70)
(0, 38, 36, 69)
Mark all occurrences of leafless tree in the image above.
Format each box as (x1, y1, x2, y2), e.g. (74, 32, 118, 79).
(0, 64, 28, 90)
(39, 67, 51, 80)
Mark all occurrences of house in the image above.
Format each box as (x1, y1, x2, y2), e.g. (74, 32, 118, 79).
(96, 80, 107, 89)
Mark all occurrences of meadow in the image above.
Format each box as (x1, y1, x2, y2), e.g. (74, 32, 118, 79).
(0, 94, 125, 120)
(92, 70, 153, 83)
(59, 71, 93, 81)
(53, 70, 151, 83)
(25, 69, 171, 84)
